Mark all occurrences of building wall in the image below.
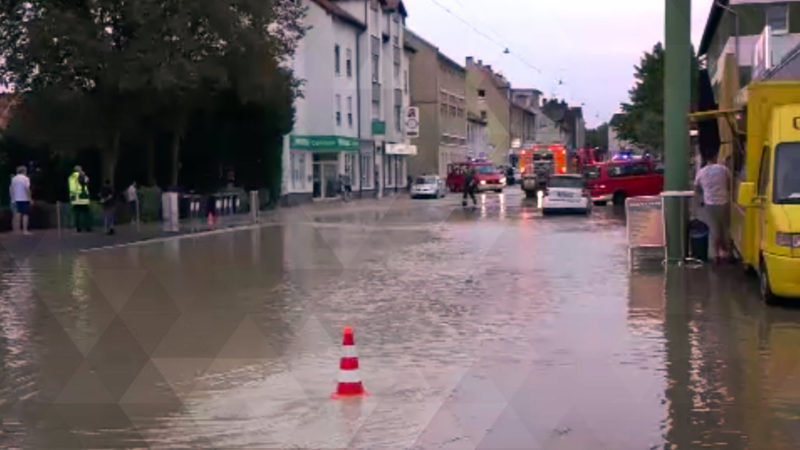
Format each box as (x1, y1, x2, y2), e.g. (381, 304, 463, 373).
(705, 2, 800, 95)
(406, 32, 439, 178)
(467, 118, 488, 159)
(466, 58, 510, 165)
(281, 0, 361, 201)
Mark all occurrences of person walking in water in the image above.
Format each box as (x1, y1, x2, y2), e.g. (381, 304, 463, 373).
(462, 167, 477, 207)
(694, 154, 731, 263)
(125, 181, 138, 224)
(68, 165, 92, 232)
(9, 165, 32, 234)
(100, 179, 116, 235)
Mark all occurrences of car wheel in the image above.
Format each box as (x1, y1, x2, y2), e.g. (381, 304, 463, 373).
(495, 189, 503, 193)
(612, 191, 626, 206)
(760, 259, 778, 305)
(593, 200, 607, 206)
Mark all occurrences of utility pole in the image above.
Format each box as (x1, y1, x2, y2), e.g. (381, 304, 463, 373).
(664, 0, 692, 262)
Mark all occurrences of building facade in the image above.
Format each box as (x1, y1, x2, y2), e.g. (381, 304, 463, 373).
(405, 30, 468, 179)
(336, 0, 413, 197)
(699, 0, 800, 95)
(465, 57, 512, 165)
(467, 113, 489, 159)
(281, 0, 366, 204)
(510, 88, 540, 156)
(281, 0, 413, 204)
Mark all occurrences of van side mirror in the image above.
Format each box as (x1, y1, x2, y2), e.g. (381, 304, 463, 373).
(737, 182, 756, 207)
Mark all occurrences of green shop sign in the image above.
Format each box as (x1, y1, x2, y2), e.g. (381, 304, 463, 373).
(371, 120, 386, 135)
(290, 135, 359, 152)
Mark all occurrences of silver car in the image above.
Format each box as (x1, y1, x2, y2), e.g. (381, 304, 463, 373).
(410, 175, 446, 199)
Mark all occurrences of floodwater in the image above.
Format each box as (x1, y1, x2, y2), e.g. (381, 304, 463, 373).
(1, 190, 799, 448)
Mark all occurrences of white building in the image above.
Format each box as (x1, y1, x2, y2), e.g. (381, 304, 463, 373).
(281, 0, 366, 204)
(336, 0, 413, 196)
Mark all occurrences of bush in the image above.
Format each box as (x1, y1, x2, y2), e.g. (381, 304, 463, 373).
(138, 186, 162, 222)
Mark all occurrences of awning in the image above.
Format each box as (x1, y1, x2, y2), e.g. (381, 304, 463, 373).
(386, 143, 417, 155)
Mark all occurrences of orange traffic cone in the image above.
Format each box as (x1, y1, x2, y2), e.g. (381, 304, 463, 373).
(206, 212, 215, 226)
(331, 326, 367, 398)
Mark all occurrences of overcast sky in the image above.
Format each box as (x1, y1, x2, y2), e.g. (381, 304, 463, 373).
(404, 0, 714, 128)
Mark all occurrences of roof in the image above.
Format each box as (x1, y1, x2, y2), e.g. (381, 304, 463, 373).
(405, 29, 463, 71)
(698, 0, 727, 56)
(312, 0, 366, 30)
(383, 0, 408, 17)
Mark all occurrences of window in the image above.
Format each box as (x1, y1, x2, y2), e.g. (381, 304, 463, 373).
(347, 96, 353, 128)
(607, 165, 632, 178)
(630, 164, 649, 175)
(372, 54, 380, 83)
(767, 5, 788, 34)
(291, 152, 306, 189)
(480, 110, 487, 120)
(449, 105, 457, 116)
(404, 70, 408, 93)
(394, 89, 403, 132)
(335, 94, 342, 126)
(457, 107, 465, 118)
(758, 146, 771, 195)
(346, 48, 352, 77)
(440, 91, 448, 103)
(392, 12, 399, 23)
(478, 89, 486, 98)
(386, 156, 394, 186)
(393, 45, 401, 78)
(441, 103, 448, 116)
(334, 45, 341, 75)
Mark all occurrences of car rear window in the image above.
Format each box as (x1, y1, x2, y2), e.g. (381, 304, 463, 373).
(550, 177, 584, 188)
(416, 177, 436, 184)
(584, 167, 599, 179)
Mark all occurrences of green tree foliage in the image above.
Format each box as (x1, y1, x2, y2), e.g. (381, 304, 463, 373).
(586, 123, 609, 149)
(0, 0, 305, 188)
(612, 43, 698, 156)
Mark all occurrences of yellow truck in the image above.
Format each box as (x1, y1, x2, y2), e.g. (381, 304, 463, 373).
(719, 82, 800, 302)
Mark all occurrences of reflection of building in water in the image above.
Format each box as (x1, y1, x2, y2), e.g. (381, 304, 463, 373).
(627, 267, 665, 329)
(662, 266, 800, 448)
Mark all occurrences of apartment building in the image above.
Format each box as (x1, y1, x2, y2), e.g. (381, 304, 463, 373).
(405, 30, 468, 179)
(465, 57, 512, 165)
(281, 0, 365, 204)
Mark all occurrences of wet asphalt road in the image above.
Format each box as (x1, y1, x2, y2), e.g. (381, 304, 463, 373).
(1, 188, 799, 448)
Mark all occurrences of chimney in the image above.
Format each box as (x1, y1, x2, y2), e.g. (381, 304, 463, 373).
(478, 59, 483, 66)
(486, 65, 492, 72)
(466, 56, 474, 65)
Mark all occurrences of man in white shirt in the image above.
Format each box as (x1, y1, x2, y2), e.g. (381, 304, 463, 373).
(9, 165, 32, 234)
(694, 155, 731, 263)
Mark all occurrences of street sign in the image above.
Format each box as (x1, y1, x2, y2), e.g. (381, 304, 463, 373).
(405, 107, 419, 138)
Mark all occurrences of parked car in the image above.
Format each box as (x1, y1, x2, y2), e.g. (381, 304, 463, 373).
(584, 160, 664, 206)
(410, 175, 446, 199)
(542, 174, 591, 215)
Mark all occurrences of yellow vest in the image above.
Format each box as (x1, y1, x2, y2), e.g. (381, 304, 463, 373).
(68, 172, 90, 205)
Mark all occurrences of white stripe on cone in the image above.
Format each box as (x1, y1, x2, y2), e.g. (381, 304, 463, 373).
(337, 369, 362, 383)
(342, 345, 358, 357)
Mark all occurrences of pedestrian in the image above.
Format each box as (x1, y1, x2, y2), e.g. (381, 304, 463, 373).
(374, 168, 380, 198)
(9, 165, 32, 235)
(694, 154, 731, 263)
(100, 179, 116, 235)
(125, 181, 138, 224)
(462, 167, 477, 207)
(341, 173, 352, 201)
(68, 165, 92, 232)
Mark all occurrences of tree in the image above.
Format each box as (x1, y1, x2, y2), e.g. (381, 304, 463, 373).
(586, 123, 609, 149)
(612, 43, 698, 156)
(0, 0, 306, 187)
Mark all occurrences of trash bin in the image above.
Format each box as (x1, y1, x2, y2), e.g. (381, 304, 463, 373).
(688, 219, 709, 262)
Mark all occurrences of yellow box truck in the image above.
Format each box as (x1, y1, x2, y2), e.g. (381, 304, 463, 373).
(726, 82, 800, 302)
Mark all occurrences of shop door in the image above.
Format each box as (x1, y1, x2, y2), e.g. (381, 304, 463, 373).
(323, 163, 338, 199)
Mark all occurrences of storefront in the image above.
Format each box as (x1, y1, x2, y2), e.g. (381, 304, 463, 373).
(289, 135, 360, 201)
(385, 143, 417, 192)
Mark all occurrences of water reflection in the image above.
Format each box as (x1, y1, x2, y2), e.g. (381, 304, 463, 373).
(660, 265, 800, 448)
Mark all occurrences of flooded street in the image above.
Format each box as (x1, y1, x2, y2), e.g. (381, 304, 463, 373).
(1, 189, 799, 448)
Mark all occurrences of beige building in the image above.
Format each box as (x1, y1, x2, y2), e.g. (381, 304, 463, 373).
(465, 57, 512, 165)
(405, 30, 467, 178)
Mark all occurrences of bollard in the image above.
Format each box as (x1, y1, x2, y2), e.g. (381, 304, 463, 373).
(135, 198, 141, 231)
(249, 190, 259, 223)
(56, 201, 62, 237)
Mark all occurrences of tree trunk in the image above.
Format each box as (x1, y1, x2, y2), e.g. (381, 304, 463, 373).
(170, 126, 182, 188)
(146, 136, 156, 186)
(101, 131, 121, 186)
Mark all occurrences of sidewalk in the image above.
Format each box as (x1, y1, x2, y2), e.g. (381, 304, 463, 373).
(0, 193, 409, 259)
(0, 211, 273, 260)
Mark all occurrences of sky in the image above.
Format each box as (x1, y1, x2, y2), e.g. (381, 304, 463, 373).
(403, 0, 715, 128)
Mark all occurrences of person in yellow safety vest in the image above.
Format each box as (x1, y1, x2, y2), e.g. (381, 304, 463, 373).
(68, 165, 93, 232)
